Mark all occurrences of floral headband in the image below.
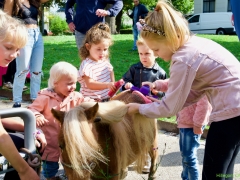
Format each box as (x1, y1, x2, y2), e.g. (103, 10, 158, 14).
(137, 19, 165, 36)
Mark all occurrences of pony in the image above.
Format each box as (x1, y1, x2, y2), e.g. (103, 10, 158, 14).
(51, 90, 159, 180)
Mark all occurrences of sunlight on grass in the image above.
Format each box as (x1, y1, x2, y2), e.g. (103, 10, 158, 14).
(40, 34, 240, 125)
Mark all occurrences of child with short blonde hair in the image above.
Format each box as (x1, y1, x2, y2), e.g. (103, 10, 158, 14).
(78, 22, 116, 102)
(122, 38, 166, 98)
(28, 61, 92, 180)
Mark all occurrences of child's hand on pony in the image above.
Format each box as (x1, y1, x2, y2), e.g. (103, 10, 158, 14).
(125, 82, 133, 89)
(36, 115, 49, 127)
(142, 81, 156, 90)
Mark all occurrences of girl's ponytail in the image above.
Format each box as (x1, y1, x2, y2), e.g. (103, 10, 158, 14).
(141, 0, 190, 52)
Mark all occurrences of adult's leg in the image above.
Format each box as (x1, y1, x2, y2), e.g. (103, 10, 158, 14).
(202, 116, 240, 180)
(179, 128, 201, 180)
(29, 28, 43, 101)
(75, 30, 86, 50)
(132, 26, 139, 50)
(12, 29, 33, 104)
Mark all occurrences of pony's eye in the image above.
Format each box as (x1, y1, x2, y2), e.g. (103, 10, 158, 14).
(94, 117, 102, 123)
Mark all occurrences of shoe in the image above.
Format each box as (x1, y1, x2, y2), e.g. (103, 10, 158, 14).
(142, 164, 150, 173)
(2, 82, 13, 90)
(13, 102, 21, 108)
(142, 154, 151, 173)
(23, 85, 28, 91)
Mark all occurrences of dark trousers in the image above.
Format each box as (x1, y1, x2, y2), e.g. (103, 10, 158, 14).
(2, 59, 16, 83)
(202, 115, 240, 180)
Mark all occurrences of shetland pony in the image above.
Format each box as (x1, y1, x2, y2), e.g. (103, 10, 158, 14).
(51, 90, 159, 180)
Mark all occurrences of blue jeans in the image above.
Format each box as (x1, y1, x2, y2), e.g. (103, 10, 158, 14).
(42, 160, 59, 178)
(179, 128, 202, 180)
(75, 30, 85, 49)
(13, 28, 44, 103)
(132, 26, 139, 50)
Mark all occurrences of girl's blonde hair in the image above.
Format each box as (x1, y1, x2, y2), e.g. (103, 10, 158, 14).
(0, 10, 28, 49)
(48, 61, 78, 89)
(79, 22, 113, 60)
(140, 0, 190, 52)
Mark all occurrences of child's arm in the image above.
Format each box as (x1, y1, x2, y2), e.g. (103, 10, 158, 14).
(193, 95, 212, 134)
(110, 70, 115, 82)
(1, 118, 24, 132)
(82, 75, 115, 91)
(122, 65, 135, 90)
(28, 95, 49, 127)
(143, 79, 169, 92)
(0, 121, 40, 180)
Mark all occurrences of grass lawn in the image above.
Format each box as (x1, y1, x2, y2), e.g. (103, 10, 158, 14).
(4, 34, 240, 124)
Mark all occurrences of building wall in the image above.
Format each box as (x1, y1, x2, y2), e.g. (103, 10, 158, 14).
(194, 0, 228, 14)
(194, 0, 203, 14)
(215, 0, 228, 12)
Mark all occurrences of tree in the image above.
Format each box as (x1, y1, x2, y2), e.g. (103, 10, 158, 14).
(171, 0, 194, 15)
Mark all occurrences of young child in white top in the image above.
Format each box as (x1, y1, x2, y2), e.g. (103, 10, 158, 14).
(127, 1, 240, 179)
(78, 22, 116, 102)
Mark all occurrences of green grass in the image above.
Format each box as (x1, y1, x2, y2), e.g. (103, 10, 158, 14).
(4, 34, 240, 124)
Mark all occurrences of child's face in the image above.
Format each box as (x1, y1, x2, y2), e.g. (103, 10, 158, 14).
(87, 39, 111, 61)
(138, 44, 156, 68)
(144, 39, 173, 62)
(0, 41, 20, 67)
(54, 75, 77, 99)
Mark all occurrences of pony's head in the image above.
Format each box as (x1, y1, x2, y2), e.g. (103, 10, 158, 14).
(52, 103, 106, 179)
(51, 100, 128, 179)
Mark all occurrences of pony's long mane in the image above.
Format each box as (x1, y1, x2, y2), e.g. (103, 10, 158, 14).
(62, 105, 106, 178)
(62, 91, 156, 178)
(111, 91, 156, 173)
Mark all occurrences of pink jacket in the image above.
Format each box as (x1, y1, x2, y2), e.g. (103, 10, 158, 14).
(139, 36, 240, 123)
(155, 79, 212, 128)
(28, 88, 89, 162)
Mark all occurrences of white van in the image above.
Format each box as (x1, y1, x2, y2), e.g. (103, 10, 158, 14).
(187, 12, 235, 35)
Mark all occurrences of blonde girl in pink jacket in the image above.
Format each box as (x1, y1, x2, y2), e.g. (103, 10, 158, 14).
(127, 1, 240, 179)
(28, 61, 92, 180)
(151, 79, 212, 180)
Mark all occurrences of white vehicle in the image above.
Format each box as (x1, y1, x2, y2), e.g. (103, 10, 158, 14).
(188, 12, 235, 35)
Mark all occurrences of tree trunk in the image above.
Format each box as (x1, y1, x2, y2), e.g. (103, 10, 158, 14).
(105, 4, 116, 34)
(116, 9, 123, 33)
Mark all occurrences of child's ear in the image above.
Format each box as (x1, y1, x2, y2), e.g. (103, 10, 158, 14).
(85, 43, 91, 50)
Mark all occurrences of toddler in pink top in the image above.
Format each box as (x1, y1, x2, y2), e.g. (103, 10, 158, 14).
(148, 79, 212, 180)
(28, 61, 92, 180)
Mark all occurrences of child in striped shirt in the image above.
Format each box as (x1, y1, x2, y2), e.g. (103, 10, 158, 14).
(78, 22, 116, 102)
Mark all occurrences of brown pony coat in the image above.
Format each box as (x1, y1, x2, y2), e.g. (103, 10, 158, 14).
(52, 90, 159, 180)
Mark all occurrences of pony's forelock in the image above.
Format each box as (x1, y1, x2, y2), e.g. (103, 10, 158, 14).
(80, 100, 128, 123)
(62, 106, 106, 178)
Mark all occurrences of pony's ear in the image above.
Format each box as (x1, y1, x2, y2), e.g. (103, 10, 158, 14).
(84, 103, 99, 121)
(51, 108, 65, 124)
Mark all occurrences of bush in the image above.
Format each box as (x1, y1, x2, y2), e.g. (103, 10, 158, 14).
(49, 15, 68, 35)
(120, 29, 132, 34)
